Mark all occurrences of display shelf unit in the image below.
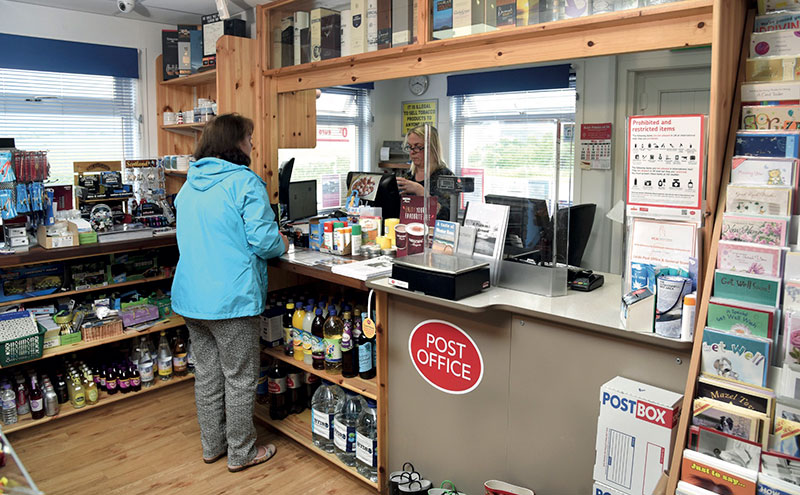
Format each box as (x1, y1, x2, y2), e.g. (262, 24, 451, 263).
(253, 405, 379, 490)
(0, 236, 177, 270)
(161, 122, 206, 137)
(5, 274, 173, 307)
(28, 316, 186, 366)
(263, 346, 377, 400)
(3, 372, 195, 435)
(161, 69, 216, 86)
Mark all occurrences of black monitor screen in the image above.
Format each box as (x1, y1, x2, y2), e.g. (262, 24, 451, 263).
(288, 180, 317, 221)
(484, 194, 551, 259)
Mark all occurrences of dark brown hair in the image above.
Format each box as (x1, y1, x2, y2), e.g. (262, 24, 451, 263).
(193, 113, 254, 166)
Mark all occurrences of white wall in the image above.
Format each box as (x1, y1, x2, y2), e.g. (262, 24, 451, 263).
(0, 0, 175, 157)
(371, 73, 450, 170)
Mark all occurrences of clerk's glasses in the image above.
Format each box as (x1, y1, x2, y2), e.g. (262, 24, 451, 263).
(403, 144, 425, 153)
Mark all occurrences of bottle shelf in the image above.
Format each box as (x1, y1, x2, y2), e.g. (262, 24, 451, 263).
(253, 405, 379, 491)
(4, 316, 187, 369)
(3, 372, 195, 435)
(262, 347, 377, 400)
(8, 274, 174, 306)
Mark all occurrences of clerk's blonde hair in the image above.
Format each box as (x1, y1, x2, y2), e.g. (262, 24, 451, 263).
(404, 125, 446, 176)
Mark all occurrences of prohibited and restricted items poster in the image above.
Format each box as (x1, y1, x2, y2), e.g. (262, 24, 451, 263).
(626, 114, 706, 222)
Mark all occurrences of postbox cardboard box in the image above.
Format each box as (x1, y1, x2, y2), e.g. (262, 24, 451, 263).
(593, 376, 683, 495)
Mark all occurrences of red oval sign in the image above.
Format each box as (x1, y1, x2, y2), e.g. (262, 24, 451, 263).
(408, 320, 484, 394)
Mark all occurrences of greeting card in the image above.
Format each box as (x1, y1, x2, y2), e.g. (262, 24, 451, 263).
(731, 156, 797, 189)
(734, 131, 800, 158)
(717, 241, 785, 277)
(721, 214, 789, 246)
(713, 270, 781, 307)
(726, 185, 793, 216)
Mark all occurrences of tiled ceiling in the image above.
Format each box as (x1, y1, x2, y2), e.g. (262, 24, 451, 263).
(6, 0, 267, 25)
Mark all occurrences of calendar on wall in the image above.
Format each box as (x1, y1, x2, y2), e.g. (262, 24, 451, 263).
(579, 123, 612, 170)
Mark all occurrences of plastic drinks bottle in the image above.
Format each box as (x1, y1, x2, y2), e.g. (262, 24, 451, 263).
(292, 303, 306, 362)
(1, 384, 16, 425)
(172, 331, 188, 377)
(334, 391, 364, 466)
(137, 337, 155, 388)
(311, 381, 344, 453)
(311, 308, 326, 370)
(305, 372, 320, 410)
(323, 309, 344, 374)
(356, 399, 378, 481)
(302, 303, 315, 365)
(341, 311, 357, 378)
(157, 331, 173, 380)
(283, 302, 295, 356)
(286, 366, 306, 414)
(267, 360, 288, 420)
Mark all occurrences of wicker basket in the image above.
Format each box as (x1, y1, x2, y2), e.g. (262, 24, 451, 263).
(82, 319, 123, 343)
(0, 322, 46, 367)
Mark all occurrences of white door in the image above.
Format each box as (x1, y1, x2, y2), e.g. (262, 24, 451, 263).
(634, 67, 711, 116)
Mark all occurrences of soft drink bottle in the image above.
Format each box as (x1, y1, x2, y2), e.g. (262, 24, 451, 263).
(302, 303, 315, 365)
(283, 302, 295, 356)
(172, 330, 188, 377)
(292, 303, 306, 362)
(287, 367, 305, 414)
(129, 365, 141, 392)
(358, 324, 376, 380)
(323, 309, 343, 375)
(341, 311, 357, 378)
(1, 384, 17, 425)
(55, 374, 68, 403)
(43, 384, 58, 417)
(118, 366, 131, 394)
(256, 354, 269, 404)
(106, 366, 118, 395)
(157, 331, 173, 380)
(267, 360, 288, 420)
(138, 336, 155, 388)
(334, 391, 364, 466)
(311, 381, 344, 453)
(311, 308, 326, 371)
(305, 372, 320, 409)
(356, 399, 378, 481)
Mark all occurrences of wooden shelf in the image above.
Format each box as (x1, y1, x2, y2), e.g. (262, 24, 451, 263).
(5, 316, 187, 369)
(263, 347, 377, 400)
(79, 197, 133, 204)
(161, 123, 206, 137)
(268, 0, 713, 92)
(7, 273, 174, 306)
(3, 372, 194, 434)
(0, 235, 177, 269)
(164, 170, 188, 177)
(378, 162, 410, 170)
(271, 257, 367, 291)
(253, 405, 378, 491)
(160, 70, 216, 86)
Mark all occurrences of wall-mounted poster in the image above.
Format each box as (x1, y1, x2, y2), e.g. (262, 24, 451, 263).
(402, 100, 438, 135)
(626, 114, 706, 223)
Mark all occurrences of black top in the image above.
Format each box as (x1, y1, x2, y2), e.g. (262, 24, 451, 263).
(403, 166, 455, 220)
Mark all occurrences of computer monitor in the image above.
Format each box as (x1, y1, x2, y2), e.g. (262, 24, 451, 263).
(278, 157, 295, 206)
(287, 180, 318, 221)
(484, 194, 551, 259)
(346, 172, 401, 219)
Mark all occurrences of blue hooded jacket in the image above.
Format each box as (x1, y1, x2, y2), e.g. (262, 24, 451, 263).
(171, 157, 285, 320)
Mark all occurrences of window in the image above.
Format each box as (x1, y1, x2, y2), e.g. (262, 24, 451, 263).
(450, 88, 576, 213)
(278, 87, 371, 211)
(0, 68, 140, 185)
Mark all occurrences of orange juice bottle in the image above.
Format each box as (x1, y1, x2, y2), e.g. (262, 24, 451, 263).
(292, 304, 306, 362)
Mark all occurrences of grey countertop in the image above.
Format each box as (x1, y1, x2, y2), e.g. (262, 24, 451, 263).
(366, 273, 693, 351)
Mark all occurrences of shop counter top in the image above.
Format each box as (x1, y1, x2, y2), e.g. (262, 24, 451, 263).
(367, 273, 692, 351)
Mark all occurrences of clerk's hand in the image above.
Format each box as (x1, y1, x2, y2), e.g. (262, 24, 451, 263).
(397, 177, 424, 196)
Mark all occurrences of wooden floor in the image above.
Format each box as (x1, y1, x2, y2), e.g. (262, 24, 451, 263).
(7, 379, 376, 495)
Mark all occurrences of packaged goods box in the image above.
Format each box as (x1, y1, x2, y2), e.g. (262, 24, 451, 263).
(593, 376, 683, 495)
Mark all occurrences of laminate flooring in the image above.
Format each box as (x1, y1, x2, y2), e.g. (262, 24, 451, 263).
(7, 379, 375, 495)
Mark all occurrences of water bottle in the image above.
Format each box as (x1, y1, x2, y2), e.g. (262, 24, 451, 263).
(356, 399, 378, 482)
(138, 337, 155, 388)
(44, 385, 59, 417)
(334, 391, 364, 466)
(2, 384, 17, 425)
(310, 381, 344, 453)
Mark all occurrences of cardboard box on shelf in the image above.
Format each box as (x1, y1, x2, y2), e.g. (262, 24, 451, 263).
(36, 222, 79, 249)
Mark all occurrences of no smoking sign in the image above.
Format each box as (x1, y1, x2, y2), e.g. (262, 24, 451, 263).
(408, 320, 484, 394)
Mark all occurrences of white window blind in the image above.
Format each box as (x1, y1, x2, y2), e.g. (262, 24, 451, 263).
(450, 88, 576, 210)
(0, 68, 140, 185)
(278, 87, 371, 211)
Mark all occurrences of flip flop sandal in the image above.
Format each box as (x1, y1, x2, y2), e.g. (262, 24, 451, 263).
(227, 444, 277, 473)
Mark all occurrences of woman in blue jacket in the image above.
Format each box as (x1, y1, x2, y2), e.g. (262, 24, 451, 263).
(171, 113, 288, 473)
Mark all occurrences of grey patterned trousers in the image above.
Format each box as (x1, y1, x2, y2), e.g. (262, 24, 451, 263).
(184, 316, 260, 466)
